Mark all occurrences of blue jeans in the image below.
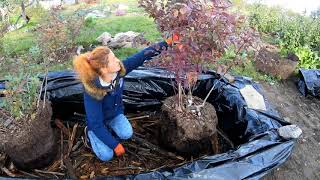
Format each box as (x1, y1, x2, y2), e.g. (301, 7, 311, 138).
(88, 114, 133, 161)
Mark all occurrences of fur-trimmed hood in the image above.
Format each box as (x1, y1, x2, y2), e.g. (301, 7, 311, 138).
(73, 53, 126, 100)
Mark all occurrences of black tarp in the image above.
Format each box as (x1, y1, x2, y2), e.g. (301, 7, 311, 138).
(297, 68, 320, 97)
(0, 67, 295, 179)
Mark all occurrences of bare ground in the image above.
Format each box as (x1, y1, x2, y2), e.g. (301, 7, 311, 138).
(261, 79, 320, 180)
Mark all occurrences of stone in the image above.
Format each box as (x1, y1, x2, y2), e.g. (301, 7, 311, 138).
(108, 31, 140, 48)
(278, 125, 303, 139)
(76, 45, 84, 55)
(85, 10, 107, 19)
(96, 31, 149, 49)
(240, 85, 267, 111)
(96, 32, 112, 46)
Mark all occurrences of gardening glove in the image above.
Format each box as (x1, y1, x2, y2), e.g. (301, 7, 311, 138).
(114, 143, 125, 156)
(165, 33, 184, 50)
(166, 33, 180, 46)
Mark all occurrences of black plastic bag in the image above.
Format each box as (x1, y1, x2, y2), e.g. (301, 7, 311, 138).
(297, 68, 320, 97)
(1, 67, 294, 179)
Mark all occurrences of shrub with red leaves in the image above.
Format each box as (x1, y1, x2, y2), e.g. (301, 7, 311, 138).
(139, 0, 260, 88)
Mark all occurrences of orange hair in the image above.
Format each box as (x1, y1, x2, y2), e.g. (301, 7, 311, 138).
(73, 46, 126, 100)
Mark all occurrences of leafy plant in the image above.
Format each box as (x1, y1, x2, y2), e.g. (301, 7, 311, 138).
(28, 45, 42, 62)
(36, 9, 85, 64)
(139, 0, 259, 110)
(294, 46, 320, 69)
(1, 70, 40, 120)
(242, 1, 320, 72)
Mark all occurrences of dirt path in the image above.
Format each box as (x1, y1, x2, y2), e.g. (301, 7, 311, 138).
(261, 80, 320, 180)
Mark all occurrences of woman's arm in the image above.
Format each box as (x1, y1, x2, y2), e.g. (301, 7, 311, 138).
(122, 41, 168, 75)
(84, 93, 119, 149)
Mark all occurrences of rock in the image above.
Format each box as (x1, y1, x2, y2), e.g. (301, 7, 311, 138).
(240, 85, 267, 111)
(85, 10, 107, 19)
(132, 33, 150, 48)
(278, 125, 302, 139)
(76, 45, 84, 55)
(96, 32, 112, 46)
(96, 31, 150, 49)
(108, 31, 140, 48)
(254, 45, 298, 80)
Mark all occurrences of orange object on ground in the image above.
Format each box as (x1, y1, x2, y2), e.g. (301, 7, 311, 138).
(114, 143, 125, 156)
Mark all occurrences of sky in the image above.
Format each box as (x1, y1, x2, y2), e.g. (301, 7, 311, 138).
(246, 0, 320, 14)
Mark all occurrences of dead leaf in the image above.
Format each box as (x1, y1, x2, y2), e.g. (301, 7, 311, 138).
(101, 168, 109, 174)
(172, 9, 179, 17)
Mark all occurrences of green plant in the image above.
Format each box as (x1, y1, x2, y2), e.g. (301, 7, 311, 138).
(294, 46, 320, 69)
(1, 71, 41, 120)
(84, 16, 96, 27)
(244, 2, 320, 70)
(28, 45, 42, 62)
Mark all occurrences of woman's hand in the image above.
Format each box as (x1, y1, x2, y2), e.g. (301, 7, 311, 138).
(166, 33, 184, 50)
(166, 33, 180, 46)
(114, 143, 125, 156)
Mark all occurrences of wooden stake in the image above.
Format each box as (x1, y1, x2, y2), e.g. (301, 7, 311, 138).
(68, 123, 78, 156)
(34, 169, 65, 176)
(60, 129, 64, 169)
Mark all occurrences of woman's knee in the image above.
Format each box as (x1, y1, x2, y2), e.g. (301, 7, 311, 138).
(88, 131, 114, 161)
(118, 125, 133, 140)
(96, 149, 114, 161)
(110, 114, 133, 140)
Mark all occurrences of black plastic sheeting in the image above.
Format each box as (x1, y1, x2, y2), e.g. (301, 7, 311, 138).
(297, 68, 320, 97)
(0, 67, 295, 179)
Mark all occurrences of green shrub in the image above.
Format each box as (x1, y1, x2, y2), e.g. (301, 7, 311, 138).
(28, 45, 42, 62)
(294, 46, 320, 69)
(245, 2, 320, 69)
(0, 71, 41, 120)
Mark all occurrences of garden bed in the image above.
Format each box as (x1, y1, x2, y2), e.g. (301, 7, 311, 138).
(0, 67, 295, 179)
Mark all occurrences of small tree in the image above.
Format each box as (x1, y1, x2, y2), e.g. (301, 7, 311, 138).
(37, 8, 85, 64)
(139, 0, 260, 111)
(139, 0, 260, 155)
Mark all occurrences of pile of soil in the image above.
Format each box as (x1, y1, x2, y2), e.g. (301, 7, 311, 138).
(159, 95, 218, 155)
(0, 101, 57, 170)
(254, 44, 299, 79)
(0, 111, 231, 179)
